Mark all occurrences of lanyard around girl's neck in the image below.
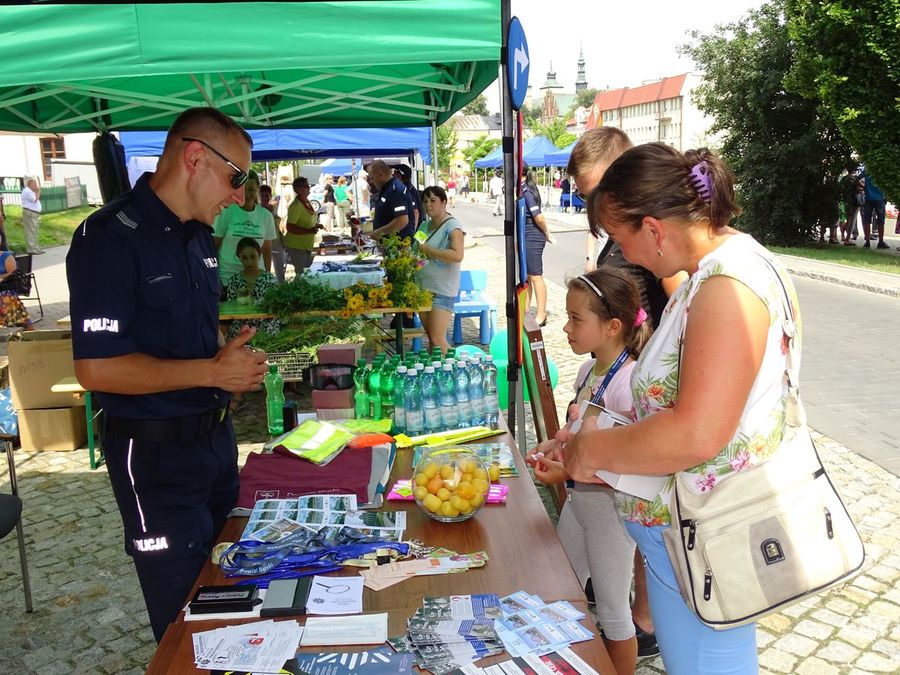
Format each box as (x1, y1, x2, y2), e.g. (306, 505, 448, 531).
(588, 348, 630, 406)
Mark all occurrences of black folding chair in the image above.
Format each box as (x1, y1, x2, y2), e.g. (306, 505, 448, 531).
(1, 435, 33, 613)
(6, 253, 43, 323)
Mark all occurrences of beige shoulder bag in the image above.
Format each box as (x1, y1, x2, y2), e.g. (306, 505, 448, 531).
(662, 258, 865, 629)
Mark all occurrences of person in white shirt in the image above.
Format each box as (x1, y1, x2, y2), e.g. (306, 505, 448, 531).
(212, 171, 276, 287)
(489, 170, 504, 216)
(20, 178, 43, 254)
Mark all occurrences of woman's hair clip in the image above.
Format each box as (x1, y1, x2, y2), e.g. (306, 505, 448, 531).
(689, 161, 713, 204)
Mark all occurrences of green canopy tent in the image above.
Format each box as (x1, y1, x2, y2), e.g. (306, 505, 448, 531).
(0, 0, 500, 133)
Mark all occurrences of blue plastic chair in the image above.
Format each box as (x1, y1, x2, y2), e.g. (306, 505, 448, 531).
(452, 270, 497, 346)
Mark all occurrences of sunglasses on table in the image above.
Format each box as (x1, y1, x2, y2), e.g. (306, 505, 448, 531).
(182, 136, 248, 189)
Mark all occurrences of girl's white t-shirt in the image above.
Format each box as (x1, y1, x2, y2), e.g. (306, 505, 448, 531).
(572, 357, 636, 416)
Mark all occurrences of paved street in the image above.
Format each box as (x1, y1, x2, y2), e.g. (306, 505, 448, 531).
(0, 211, 898, 673)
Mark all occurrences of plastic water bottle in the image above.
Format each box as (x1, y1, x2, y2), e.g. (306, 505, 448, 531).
(368, 355, 385, 419)
(431, 360, 442, 371)
(431, 347, 443, 362)
(265, 364, 285, 436)
(380, 360, 396, 423)
(421, 366, 441, 433)
(438, 363, 459, 430)
(483, 355, 499, 429)
(404, 369, 424, 435)
(353, 358, 369, 419)
(393, 365, 408, 434)
(446, 347, 457, 360)
(467, 355, 485, 426)
(454, 361, 471, 429)
(415, 362, 425, 374)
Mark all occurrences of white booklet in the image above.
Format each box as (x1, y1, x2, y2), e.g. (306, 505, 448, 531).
(569, 401, 668, 501)
(300, 613, 388, 646)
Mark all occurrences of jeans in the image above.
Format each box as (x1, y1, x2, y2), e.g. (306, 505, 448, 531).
(624, 522, 758, 675)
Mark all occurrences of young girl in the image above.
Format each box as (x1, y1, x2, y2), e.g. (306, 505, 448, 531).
(527, 267, 652, 675)
(224, 237, 281, 337)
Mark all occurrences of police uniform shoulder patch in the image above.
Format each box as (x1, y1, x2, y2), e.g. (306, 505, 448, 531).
(116, 210, 139, 229)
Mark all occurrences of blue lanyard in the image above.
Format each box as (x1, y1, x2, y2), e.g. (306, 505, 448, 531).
(586, 348, 630, 407)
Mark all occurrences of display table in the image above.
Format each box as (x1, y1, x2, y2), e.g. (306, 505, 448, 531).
(219, 303, 431, 356)
(307, 253, 384, 290)
(145, 430, 615, 674)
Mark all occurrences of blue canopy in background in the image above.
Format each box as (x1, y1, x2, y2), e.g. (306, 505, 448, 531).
(544, 141, 576, 167)
(317, 157, 359, 177)
(474, 136, 559, 169)
(119, 127, 431, 163)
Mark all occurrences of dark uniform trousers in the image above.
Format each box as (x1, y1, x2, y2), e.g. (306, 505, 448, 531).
(103, 415, 238, 642)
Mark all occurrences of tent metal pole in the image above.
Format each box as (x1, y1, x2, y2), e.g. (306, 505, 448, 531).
(500, 0, 520, 437)
(431, 120, 439, 186)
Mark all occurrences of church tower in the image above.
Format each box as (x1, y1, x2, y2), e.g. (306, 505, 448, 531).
(575, 46, 588, 92)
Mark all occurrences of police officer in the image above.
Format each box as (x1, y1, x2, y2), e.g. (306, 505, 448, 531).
(367, 160, 415, 241)
(521, 164, 553, 326)
(391, 163, 423, 228)
(65, 107, 268, 642)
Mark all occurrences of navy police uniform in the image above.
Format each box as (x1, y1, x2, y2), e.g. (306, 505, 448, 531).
(65, 174, 238, 642)
(372, 176, 416, 240)
(522, 181, 546, 276)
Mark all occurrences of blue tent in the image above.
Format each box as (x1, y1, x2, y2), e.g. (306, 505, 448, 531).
(545, 141, 576, 167)
(318, 157, 359, 177)
(474, 136, 558, 168)
(119, 127, 431, 163)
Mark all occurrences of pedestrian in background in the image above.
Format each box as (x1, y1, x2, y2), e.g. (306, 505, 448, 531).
(20, 177, 43, 254)
(489, 169, 504, 216)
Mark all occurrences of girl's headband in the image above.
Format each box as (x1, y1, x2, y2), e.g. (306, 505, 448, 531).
(577, 274, 647, 328)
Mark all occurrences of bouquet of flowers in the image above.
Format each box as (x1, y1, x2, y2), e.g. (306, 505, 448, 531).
(380, 234, 432, 309)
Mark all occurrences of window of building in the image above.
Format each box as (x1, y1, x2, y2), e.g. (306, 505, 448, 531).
(40, 137, 66, 182)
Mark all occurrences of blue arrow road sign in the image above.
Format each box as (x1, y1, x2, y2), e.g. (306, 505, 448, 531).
(506, 17, 529, 111)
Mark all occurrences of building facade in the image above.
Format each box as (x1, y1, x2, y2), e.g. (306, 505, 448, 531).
(585, 73, 712, 151)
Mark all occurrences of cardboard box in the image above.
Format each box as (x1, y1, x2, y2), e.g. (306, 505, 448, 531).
(316, 343, 364, 367)
(311, 388, 354, 410)
(8, 329, 81, 410)
(18, 406, 88, 452)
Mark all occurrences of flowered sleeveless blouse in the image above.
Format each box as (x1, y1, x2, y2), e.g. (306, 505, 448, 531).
(618, 234, 802, 525)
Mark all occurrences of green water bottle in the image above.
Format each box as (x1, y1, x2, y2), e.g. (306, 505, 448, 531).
(265, 364, 285, 436)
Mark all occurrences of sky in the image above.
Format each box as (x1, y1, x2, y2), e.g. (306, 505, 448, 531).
(483, 0, 764, 113)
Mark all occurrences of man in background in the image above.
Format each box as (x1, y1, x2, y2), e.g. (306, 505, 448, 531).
(20, 177, 42, 254)
(367, 160, 415, 241)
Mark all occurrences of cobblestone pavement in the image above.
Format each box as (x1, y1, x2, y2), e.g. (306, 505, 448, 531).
(0, 239, 897, 673)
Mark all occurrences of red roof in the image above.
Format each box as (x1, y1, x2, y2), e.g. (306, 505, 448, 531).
(591, 73, 688, 113)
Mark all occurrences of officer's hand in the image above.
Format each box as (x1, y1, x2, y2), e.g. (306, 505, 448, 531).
(212, 326, 269, 392)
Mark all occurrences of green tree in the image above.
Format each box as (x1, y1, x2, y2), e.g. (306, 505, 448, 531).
(554, 132, 577, 150)
(786, 0, 900, 202)
(461, 134, 501, 170)
(528, 117, 570, 146)
(461, 94, 490, 116)
(567, 87, 599, 117)
(682, 0, 852, 245)
(436, 123, 458, 175)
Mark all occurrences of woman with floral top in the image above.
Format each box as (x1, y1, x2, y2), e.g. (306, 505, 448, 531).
(559, 143, 801, 674)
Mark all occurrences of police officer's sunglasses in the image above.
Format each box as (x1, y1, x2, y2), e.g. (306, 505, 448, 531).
(182, 137, 248, 189)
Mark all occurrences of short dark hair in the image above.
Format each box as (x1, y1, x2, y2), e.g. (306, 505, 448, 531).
(259, 184, 272, 194)
(293, 176, 309, 188)
(423, 185, 447, 203)
(236, 237, 261, 255)
(164, 107, 252, 152)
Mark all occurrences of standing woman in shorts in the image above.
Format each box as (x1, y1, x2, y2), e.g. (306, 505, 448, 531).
(522, 165, 554, 326)
(415, 186, 465, 354)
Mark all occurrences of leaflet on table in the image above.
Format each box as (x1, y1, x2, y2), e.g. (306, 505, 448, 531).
(421, 594, 503, 620)
(495, 593, 593, 658)
(300, 613, 389, 646)
(191, 619, 302, 673)
(240, 495, 406, 543)
(306, 574, 364, 615)
(567, 403, 668, 501)
(458, 648, 601, 675)
(291, 646, 416, 675)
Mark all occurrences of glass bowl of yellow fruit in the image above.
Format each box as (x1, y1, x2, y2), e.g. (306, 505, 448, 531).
(412, 447, 493, 523)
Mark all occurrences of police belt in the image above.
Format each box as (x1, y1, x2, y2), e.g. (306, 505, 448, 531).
(106, 407, 228, 444)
